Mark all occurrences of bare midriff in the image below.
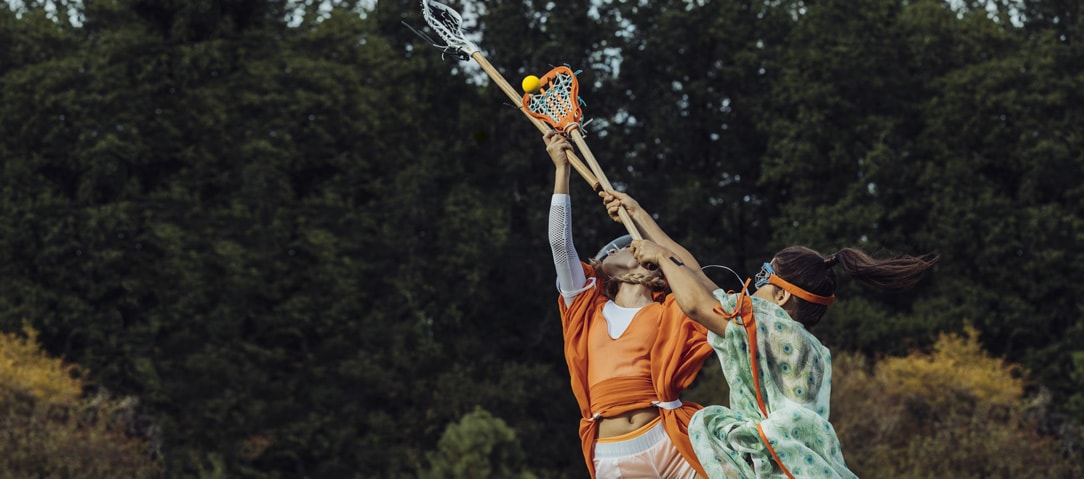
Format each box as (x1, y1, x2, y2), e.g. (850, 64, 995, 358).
(597, 406, 660, 437)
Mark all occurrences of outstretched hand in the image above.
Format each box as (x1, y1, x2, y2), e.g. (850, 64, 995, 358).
(544, 131, 573, 169)
(599, 189, 642, 224)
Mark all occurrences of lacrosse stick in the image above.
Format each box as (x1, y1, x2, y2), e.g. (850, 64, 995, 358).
(522, 66, 642, 240)
(416, 0, 602, 192)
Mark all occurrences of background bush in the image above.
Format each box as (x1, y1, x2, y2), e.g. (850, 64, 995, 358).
(0, 326, 162, 478)
(831, 327, 1084, 478)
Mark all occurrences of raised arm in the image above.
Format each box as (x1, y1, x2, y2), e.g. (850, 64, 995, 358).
(630, 239, 730, 336)
(600, 190, 719, 293)
(545, 132, 588, 304)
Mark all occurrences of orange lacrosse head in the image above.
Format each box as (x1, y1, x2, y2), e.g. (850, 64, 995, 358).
(521, 66, 583, 133)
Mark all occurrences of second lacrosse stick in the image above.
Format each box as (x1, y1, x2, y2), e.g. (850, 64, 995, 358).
(417, 0, 601, 192)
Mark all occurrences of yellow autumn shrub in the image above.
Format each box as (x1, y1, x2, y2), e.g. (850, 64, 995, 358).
(0, 325, 83, 404)
(0, 325, 164, 478)
(876, 325, 1024, 412)
(831, 325, 1083, 478)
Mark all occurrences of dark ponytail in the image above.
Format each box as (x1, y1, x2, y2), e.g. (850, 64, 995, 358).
(773, 246, 939, 329)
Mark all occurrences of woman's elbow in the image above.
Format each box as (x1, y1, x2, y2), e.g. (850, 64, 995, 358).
(698, 299, 733, 335)
(684, 299, 721, 326)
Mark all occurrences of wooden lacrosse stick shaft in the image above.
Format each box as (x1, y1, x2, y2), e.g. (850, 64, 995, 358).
(566, 128, 642, 241)
(471, 53, 643, 241)
(470, 52, 602, 192)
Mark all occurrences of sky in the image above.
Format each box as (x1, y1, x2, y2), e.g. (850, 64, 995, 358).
(3, 0, 1024, 29)
(3, 0, 379, 27)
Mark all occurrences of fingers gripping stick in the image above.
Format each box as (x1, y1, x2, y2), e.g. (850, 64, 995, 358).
(417, 0, 601, 192)
(522, 66, 642, 240)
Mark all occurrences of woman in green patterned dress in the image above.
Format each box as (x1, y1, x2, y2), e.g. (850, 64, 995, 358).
(601, 191, 937, 479)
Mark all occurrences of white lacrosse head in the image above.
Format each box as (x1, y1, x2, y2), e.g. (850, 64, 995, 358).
(420, 0, 480, 56)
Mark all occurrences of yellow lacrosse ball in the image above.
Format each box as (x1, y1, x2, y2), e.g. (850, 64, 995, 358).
(522, 75, 541, 93)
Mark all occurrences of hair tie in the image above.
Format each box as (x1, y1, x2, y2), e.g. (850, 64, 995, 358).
(824, 254, 839, 267)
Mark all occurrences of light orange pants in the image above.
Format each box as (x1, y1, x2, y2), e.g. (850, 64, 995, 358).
(593, 417, 697, 479)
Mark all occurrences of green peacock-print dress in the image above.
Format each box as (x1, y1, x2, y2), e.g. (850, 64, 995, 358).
(688, 291, 858, 479)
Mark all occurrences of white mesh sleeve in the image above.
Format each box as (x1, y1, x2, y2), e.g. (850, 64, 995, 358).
(549, 194, 590, 305)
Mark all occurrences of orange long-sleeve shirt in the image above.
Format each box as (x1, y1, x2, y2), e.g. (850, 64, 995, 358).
(559, 262, 713, 479)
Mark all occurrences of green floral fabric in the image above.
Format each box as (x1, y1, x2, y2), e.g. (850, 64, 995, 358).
(688, 291, 858, 479)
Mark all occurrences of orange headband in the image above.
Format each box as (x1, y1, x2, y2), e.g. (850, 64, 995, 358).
(767, 274, 836, 306)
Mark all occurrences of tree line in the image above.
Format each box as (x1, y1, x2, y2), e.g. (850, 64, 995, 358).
(1, 0, 1081, 477)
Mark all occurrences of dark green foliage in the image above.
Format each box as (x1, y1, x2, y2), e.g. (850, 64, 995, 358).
(1, 0, 1083, 477)
(420, 407, 536, 479)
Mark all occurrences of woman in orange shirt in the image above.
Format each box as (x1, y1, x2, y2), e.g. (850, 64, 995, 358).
(544, 131, 713, 479)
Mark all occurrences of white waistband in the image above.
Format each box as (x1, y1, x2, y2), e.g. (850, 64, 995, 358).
(653, 399, 683, 410)
(594, 420, 668, 458)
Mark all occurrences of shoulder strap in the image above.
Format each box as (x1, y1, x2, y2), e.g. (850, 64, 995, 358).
(717, 281, 798, 479)
(711, 280, 767, 417)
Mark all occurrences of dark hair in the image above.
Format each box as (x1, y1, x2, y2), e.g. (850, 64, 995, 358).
(772, 246, 939, 329)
